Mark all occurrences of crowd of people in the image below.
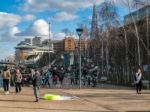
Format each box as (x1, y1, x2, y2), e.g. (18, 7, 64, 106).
(0, 64, 143, 102)
(0, 66, 41, 102)
(18, 65, 100, 88)
(0, 65, 100, 102)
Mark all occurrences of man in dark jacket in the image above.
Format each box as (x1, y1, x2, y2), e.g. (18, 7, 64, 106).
(31, 69, 41, 102)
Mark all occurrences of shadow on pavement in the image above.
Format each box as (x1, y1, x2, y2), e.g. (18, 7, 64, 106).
(0, 106, 104, 112)
(140, 92, 150, 94)
(0, 99, 33, 103)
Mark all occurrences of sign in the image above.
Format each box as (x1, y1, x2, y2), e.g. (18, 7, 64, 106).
(70, 52, 74, 65)
(64, 53, 70, 67)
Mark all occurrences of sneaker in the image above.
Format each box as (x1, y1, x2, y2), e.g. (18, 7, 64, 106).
(4, 92, 7, 95)
(35, 99, 39, 102)
(4, 91, 9, 95)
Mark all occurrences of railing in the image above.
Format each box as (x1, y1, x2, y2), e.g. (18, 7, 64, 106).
(142, 80, 150, 89)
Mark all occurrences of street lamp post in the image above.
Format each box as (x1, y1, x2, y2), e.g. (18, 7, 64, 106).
(48, 22, 51, 68)
(76, 28, 83, 89)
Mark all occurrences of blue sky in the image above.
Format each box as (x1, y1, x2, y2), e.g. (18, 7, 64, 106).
(0, 0, 136, 60)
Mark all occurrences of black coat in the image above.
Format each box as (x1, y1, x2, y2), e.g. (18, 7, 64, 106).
(32, 74, 41, 87)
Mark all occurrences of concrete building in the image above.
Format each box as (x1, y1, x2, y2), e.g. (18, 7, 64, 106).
(42, 37, 79, 53)
(15, 38, 53, 64)
(124, 5, 150, 25)
(64, 37, 76, 52)
(24, 38, 32, 45)
(53, 40, 64, 53)
(42, 39, 62, 53)
(15, 36, 89, 65)
(32, 36, 41, 46)
(48, 37, 89, 53)
(15, 42, 36, 63)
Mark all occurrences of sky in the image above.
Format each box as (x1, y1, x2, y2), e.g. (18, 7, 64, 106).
(0, 0, 145, 60)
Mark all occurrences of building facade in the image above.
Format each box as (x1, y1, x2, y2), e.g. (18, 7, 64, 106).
(52, 37, 88, 53)
(32, 36, 42, 46)
(15, 38, 53, 64)
(15, 42, 36, 63)
(64, 37, 76, 52)
(53, 40, 64, 53)
(124, 5, 150, 25)
(15, 36, 89, 65)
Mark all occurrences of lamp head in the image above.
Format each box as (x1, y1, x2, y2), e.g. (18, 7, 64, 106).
(76, 28, 83, 37)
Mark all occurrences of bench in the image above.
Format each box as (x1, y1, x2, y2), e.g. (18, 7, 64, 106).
(142, 80, 150, 90)
(100, 76, 107, 83)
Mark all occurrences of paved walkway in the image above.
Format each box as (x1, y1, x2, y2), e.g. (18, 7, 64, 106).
(0, 86, 150, 112)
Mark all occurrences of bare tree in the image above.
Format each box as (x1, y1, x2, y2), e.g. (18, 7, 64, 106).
(98, 0, 120, 78)
(62, 28, 72, 37)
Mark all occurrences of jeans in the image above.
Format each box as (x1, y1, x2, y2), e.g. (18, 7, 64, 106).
(15, 82, 21, 93)
(33, 86, 39, 100)
(3, 79, 9, 91)
(53, 80, 57, 85)
(44, 79, 50, 88)
(136, 82, 142, 93)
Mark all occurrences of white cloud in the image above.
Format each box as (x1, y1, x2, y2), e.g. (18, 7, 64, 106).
(20, 0, 140, 23)
(0, 12, 21, 30)
(20, 0, 147, 14)
(21, 0, 103, 13)
(16, 19, 67, 40)
(54, 12, 78, 22)
(113, 0, 148, 8)
(27, 0, 35, 4)
(1, 27, 21, 41)
(0, 12, 37, 42)
(53, 32, 78, 40)
(5, 54, 15, 62)
(54, 32, 66, 40)
(16, 18, 77, 40)
(23, 14, 36, 21)
(0, 12, 22, 42)
(16, 19, 49, 39)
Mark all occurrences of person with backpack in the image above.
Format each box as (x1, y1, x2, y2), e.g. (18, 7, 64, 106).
(134, 68, 142, 94)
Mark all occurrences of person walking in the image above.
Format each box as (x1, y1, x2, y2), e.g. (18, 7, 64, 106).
(14, 69, 22, 93)
(59, 67, 64, 85)
(51, 67, 58, 85)
(2, 66, 11, 95)
(53, 75, 58, 85)
(134, 68, 142, 94)
(70, 71, 75, 85)
(92, 71, 97, 87)
(31, 69, 41, 102)
(0, 70, 3, 88)
(44, 70, 51, 88)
